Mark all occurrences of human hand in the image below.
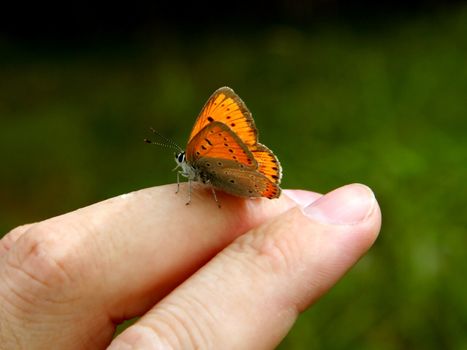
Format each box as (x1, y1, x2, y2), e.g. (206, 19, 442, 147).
(0, 183, 381, 349)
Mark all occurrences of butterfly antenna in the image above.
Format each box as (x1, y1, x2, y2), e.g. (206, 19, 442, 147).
(149, 127, 183, 152)
(143, 138, 179, 149)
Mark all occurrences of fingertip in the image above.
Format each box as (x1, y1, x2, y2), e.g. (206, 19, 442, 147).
(304, 183, 376, 225)
(302, 183, 382, 256)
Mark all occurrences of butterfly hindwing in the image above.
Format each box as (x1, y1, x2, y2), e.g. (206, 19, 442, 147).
(195, 159, 281, 199)
(251, 144, 282, 185)
(188, 87, 258, 147)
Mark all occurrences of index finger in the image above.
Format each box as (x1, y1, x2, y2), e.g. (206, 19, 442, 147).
(3, 184, 320, 319)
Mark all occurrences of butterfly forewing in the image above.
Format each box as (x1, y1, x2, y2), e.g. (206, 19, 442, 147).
(188, 87, 258, 147)
(186, 121, 257, 169)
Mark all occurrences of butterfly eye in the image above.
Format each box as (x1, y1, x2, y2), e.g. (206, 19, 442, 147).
(176, 152, 185, 163)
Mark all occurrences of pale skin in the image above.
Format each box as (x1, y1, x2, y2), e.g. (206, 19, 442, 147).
(0, 183, 381, 349)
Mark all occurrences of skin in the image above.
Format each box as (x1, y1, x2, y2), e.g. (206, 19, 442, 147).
(0, 183, 381, 349)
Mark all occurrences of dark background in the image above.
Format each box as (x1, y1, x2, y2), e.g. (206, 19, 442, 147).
(1, 1, 466, 349)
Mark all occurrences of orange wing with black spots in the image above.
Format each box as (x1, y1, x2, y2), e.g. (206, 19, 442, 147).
(186, 121, 257, 169)
(251, 144, 282, 185)
(188, 87, 258, 147)
(261, 179, 281, 199)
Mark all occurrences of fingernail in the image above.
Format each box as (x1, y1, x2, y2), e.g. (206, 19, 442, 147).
(284, 189, 321, 207)
(304, 184, 376, 225)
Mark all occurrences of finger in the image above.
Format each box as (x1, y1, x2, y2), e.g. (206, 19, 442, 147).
(282, 189, 321, 207)
(109, 184, 381, 349)
(0, 223, 35, 256)
(0, 184, 320, 349)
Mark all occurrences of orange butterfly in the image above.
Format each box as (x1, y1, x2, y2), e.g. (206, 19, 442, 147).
(148, 87, 282, 206)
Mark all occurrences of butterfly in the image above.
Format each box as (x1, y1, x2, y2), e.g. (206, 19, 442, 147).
(146, 87, 282, 207)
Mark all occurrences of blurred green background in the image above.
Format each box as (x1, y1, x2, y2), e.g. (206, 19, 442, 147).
(1, 2, 466, 349)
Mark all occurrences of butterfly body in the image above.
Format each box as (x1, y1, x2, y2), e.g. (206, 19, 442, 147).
(173, 87, 282, 203)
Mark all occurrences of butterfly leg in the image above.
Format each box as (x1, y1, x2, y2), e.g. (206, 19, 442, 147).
(210, 184, 221, 208)
(176, 171, 180, 194)
(185, 179, 192, 205)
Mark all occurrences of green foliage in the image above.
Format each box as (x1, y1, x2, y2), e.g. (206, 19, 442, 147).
(1, 6, 466, 349)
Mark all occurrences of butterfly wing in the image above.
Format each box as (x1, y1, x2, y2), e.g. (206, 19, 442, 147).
(251, 144, 282, 185)
(186, 121, 257, 169)
(188, 87, 257, 147)
(195, 158, 281, 199)
(186, 87, 282, 199)
(218, 168, 280, 198)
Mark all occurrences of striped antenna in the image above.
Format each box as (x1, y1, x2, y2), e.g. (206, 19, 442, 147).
(144, 127, 183, 152)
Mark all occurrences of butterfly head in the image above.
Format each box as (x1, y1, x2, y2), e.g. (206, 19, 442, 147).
(175, 150, 199, 181)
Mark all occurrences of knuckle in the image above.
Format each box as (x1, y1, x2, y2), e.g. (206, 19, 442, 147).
(1, 222, 84, 318)
(6, 222, 77, 292)
(0, 224, 34, 252)
(5, 224, 32, 238)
